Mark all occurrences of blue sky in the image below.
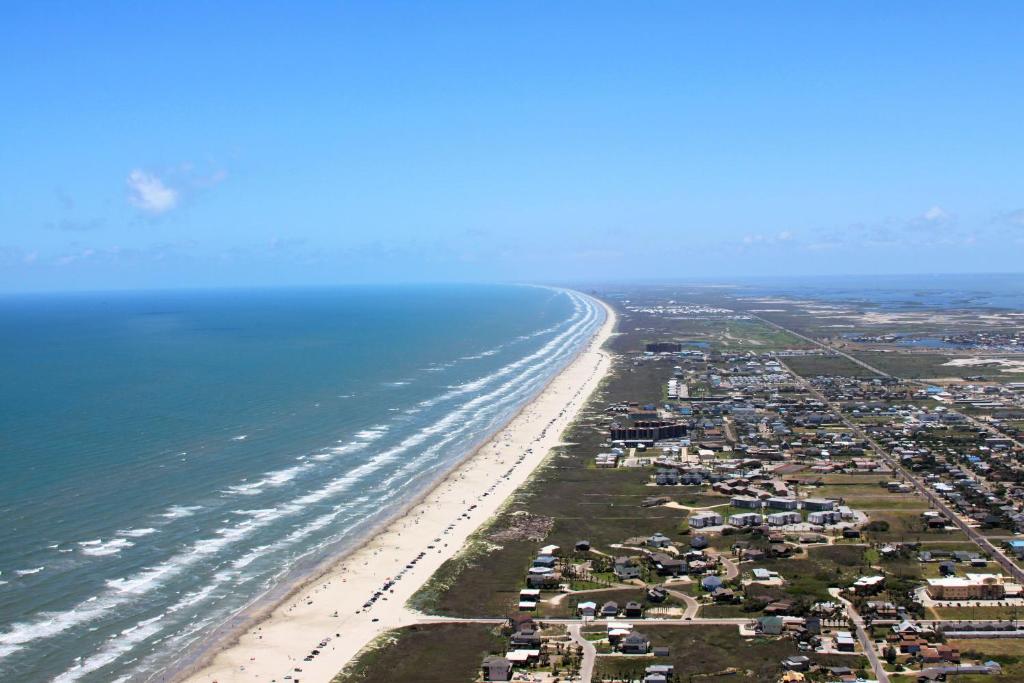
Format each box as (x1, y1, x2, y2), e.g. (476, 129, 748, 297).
(2, 2, 1023, 291)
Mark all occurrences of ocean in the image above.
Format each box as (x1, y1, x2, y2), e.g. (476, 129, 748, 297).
(0, 284, 605, 682)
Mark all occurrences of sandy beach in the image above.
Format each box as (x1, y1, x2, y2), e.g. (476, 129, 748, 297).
(179, 295, 616, 683)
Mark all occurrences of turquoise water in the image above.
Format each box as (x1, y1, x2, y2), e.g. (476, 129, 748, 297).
(0, 284, 605, 682)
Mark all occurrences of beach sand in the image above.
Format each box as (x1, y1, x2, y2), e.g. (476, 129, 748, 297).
(179, 297, 615, 683)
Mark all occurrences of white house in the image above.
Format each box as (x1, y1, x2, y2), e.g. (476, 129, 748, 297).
(767, 511, 801, 526)
(690, 511, 724, 528)
(729, 512, 763, 527)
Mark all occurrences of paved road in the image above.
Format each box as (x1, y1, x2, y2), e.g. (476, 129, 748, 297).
(718, 553, 739, 580)
(831, 589, 890, 683)
(664, 589, 700, 619)
(568, 623, 596, 682)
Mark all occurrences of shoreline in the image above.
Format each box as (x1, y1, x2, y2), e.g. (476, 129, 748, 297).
(175, 293, 616, 683)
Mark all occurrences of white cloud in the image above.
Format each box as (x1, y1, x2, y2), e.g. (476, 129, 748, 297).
(922, 206, 950, 223)
(127, 169, 179, 214)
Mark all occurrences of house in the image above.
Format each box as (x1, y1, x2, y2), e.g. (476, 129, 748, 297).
(510, 627, 541, 648)
(619, 631, 651, 654)
(646, 664, 674, 677)
(853, 575, 885, 594)
(601, 601, 620, 618)
(482, 655, 513, 682)
(506, 614, 535, 632)
(757, 616, 784, 635)
(526, 571, 561, 589)
(803, 498, 835, 511)
(782, 655, 811, 671)
(921, 645, 960, 663)
(891, 619, 923, 635)
(577, 601, 597, 618)
(826, 666, 854, 681)
(690, 535, 709, 550)
(575, 540, 591, 552)
(518, 588, 540, 611)
(649, 553, 686, 576)
(614, 557, 642, 581)
(647, 532, 672, 548)
(767, 511, 801, 526)
(729, 512, 763, 527)
(767, 497, 800, 510)
(896, 634, 927, 654)
(701, 575, 723, 591)
(864, 601, 898, 618)
(505, 649, 541, 665)
(690, 511, 723, 528)
(808, 510, 841, 525)
(533, 555, 557, 569)
(752, 568, 779, 581)
(939, 561, 956, 576)
(731, 496, 762, 509)
(835, 630, 856, 652)
(743, 548, 767, 562)
(625, 601, 644, 618)
(525, 571, 561, 589)
(647, 586, 668, 603)
(952, 550, 978, 563)
(842, 528, 860, 539)
(763, 600, 794, 615)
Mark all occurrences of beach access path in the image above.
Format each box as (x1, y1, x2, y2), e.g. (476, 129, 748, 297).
(180, 296, 616, 683)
